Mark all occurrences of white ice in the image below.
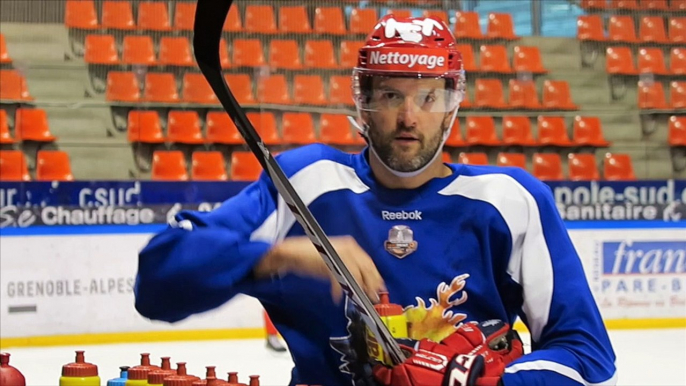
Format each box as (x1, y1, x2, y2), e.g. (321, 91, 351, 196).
(3, 328, 685, 386)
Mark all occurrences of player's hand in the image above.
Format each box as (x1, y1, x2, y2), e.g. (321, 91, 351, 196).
(255, 235, 385, 303)
(373, 320, 524, 386)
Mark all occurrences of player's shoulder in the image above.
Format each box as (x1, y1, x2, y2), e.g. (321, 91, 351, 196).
(447, 164, 553, 205)
(274, 143, 356, 178)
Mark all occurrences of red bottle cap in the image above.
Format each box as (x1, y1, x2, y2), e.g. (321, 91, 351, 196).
(191, 380, 206, 386)
(248, 375, 259, 386)
(61, 351, 98, 377)
(131, 353, 161, 372)
(374, 292, 403, 316)
(227, 373, 238, 384)
(1, 353, 26, 386)
(205, 366, 216, 379)
(164, 379, 194, 386)
(128, 367, 151, 380)
(160, 357, 173, 371)
(148, 370, 171, 385)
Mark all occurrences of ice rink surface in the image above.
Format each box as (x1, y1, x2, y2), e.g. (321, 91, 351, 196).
(3, 328, 685, 385)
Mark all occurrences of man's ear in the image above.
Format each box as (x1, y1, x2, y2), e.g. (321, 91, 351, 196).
(442, 109, 457, 129)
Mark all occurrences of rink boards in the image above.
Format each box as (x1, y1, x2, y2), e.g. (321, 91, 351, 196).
(0, 222, 684, 347)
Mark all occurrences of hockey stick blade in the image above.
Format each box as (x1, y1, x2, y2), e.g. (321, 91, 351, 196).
(192, 0, 406, 366)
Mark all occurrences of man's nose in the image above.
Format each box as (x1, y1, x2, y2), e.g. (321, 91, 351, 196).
(397, 97, 419, 127)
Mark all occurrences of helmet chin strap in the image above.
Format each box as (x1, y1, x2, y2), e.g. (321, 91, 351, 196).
(347, 108, 459, 179)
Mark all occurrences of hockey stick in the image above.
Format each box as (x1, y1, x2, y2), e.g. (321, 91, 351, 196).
(192, 0, 406, 366)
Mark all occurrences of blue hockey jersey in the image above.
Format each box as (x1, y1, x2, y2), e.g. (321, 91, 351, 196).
(134, 144, 617, 386)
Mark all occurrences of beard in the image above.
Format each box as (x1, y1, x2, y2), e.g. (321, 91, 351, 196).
(367, 120, 448, 173)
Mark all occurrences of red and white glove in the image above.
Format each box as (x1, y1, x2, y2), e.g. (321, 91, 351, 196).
(372, 320, 523, 386)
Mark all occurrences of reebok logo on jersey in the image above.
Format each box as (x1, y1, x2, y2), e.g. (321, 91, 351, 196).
(381, 210, 422, 220)
(369, 51, 445, 70)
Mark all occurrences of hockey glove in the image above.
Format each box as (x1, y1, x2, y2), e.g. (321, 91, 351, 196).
(372, 320, 523, 386)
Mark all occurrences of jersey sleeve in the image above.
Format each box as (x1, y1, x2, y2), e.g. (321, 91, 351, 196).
(134, 171, 280, 323)
(500, 172, 617, 386)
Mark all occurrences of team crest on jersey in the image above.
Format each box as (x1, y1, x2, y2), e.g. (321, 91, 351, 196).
(384, 225, 418, 258)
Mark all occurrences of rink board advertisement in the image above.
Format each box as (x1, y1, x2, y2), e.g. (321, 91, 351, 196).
(1, 227, 684, 339)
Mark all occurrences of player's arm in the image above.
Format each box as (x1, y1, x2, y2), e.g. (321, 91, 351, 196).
(501, 173, 617, 386)
(133, 171, 279, 323)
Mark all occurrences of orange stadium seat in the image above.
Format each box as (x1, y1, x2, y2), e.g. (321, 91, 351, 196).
(454, 11, 483, 40)
(445, 120, 466, 147)
(138, 1, 171, 32)
(537, 116, 574, 146)
(670, 48, 686, 75)
(192, 151, 228, 181)
(513, 46, 548, 74)
(487, 13, 517, 40)
(508, 79, 542, 110)
(611, 0, 640, 9)
(36, 150, 74, 181)
(182, 73, 218, 104)
(127, 110, 164, 143)
(577, 15, 605, 41)
(224, 74, 255, 104)
(603, 153, 636, 180)
(144, 73, 179, 103)
(637, 80, 668, 109)
(173, 2, 197, 32)
(496, 152, 526, 169)
(232, 39, 265, 68)
(458, 152, 489, 165)
(122, 35, 157, 66)
(84, 35, 120, 65)
(475, 79, 508, 109)
(223, 5, 242, 32)
(246, 112, 280, 145)
(294, 75, 327, 106)
(152, 151, 188, 181)
(351, 8, 378, 34)
(608, 16, 638, 43)
(480, 45, 513, 73)
(167, 111, 204, 145)
(669, 18, 686, 44)
(0, 70, 33, 101)
(14, 108, 56, 142)
(219, 38, 231, 69)
(638, 0, 668, 10)
(245, 5, 277, 34)
(0, 34, 11, 64)
(532, 153, 564, 181)
(580, 0, 609, 10)
(305, 40, 338, 69)
(672, 0, 686, 10)
(230, 151, 262, 181)
(637, 48, 668, 75)
(573, 116, 610, 147)
(568, 153, 600, 181)
(671, 81, 686, 109)
(456, 44, 478, 72)
(206, 111, 243, 145)
(668, 116, 686, 146)
(423, 10, 448, 23)
(443, 152, 452, 163)
(329, 76, 354, 106)
(65, 0, 99, 29)
(314, 7, 347, 35)
(341, 40, 364, 69)
(257, 74, 292, 105)
(0, 110, 13, 144)
(466, 116, 501, 146)
(105, 71, 140, 102)
(605, 46, 638, 75)
(282, 113, 316, 145)
(542, 80, 578, 110)
(502, 116, 538, 146)
(639, 16, 669, 44)
(159, 37, 195, 67)
(269, 39, 302, 70)
(102, 1, 135, 31)
(0, 151, 30, 181)
(279, 6, 311, 34)
(319, 114, 360, 145)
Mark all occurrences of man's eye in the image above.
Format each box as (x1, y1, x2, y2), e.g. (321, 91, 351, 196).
(381, 92, 401, 100)
(424, 94, 436, 103)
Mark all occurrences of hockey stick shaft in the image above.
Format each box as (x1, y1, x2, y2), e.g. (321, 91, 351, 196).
(192, 0, 406, 366)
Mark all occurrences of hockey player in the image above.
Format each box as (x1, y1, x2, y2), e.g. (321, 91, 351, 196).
(134, 14, 617, 386)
